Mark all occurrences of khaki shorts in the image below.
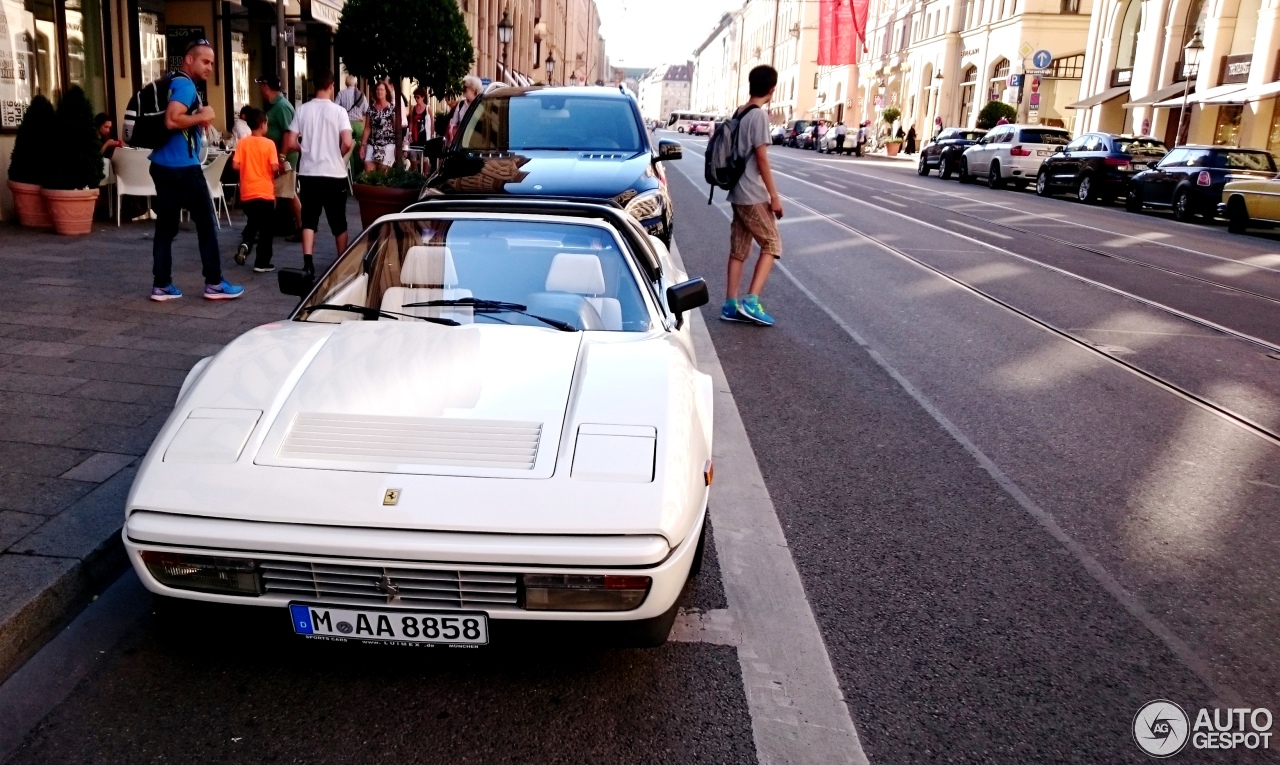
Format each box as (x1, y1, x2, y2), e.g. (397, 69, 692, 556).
(730, 203, 782, 262)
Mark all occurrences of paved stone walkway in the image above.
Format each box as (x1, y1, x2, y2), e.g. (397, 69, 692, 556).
(0, 203, 347, 678)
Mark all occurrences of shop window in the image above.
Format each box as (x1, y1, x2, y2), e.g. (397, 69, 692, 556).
(64, 0, 106, 111)
(959, 65, 977, 126)
(1267, 106, 1280, 153)
(989, 58, 1009, 103)
(1049, 54, 1084, 79)
(1116, 0, 1142, 69)
(232, 32, 250, 115)
(294, 46, 308, 104)
(1214, 104, 1243, 145)
(139, 12, 166, 85)
(1061, 0, 1081, 12)
(1, 0, 61, 128)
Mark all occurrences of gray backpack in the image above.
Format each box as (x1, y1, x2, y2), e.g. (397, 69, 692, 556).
(704, 104, 759, 204)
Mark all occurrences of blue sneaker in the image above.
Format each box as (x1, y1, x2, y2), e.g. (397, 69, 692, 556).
(203, 280, 245, 300)
(720, 298, 750, 322)
(736, 294, 775, 326)
(150, 284, 182, 302)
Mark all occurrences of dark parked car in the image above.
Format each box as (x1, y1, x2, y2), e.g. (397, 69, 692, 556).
(1124, 145, 1277, 222)
(771, 125, 787, 145)
(422, 86, 681, 244)
(917, 128, 986, 178)
(781, 119, 812, 147)
(795, 125, 820, 150)
(1036, 133, 1167, 203)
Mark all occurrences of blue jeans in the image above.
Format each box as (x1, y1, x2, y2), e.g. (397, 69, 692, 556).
(150, 163, 223, 287)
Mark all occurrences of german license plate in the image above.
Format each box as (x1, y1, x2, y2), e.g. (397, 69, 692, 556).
(1037, 149, 1051, 156)
(289, 603, 488, 645)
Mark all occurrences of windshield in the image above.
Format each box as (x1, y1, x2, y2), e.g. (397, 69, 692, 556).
(1018, 129, 1070, 145)
(955, 130, 986, 141)
(297, 217, 652, 332)
(461, 95, 643, 152)
(1117, 138, 1167, 156)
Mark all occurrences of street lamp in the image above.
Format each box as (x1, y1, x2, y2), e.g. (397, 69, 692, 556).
(497, 7, 514, 77)
(545, 52, 556, 85)
(1177, 29, 1204, 146)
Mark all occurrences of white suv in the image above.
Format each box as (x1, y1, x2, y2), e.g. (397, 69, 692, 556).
(958, 124, 1071, 189)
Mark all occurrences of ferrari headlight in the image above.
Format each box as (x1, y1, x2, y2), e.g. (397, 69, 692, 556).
(141, 551, 262, 595)
(624, 190, 665, 221)
(163, 408, 262, 464)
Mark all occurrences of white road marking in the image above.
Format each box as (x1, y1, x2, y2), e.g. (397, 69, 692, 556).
(948, 220, 1012, 239)
(670, 234, 870, 765)
(871, 196, 906, 208)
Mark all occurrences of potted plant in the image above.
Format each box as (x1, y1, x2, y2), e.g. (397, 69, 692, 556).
(880, 107, 902, 156)
(352, 167, 430, 228)
(7, 96, 56, 229)
(977, 101, 1017, 129)
(42, 87, 105, 236)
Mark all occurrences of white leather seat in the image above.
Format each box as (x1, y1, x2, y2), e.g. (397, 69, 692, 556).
(381, 245, 473, 322)
(545, 253, 622, 330)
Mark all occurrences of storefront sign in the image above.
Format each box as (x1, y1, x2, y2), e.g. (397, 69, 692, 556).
(166, 26, 206, 73)
(305, 0, 342, 31)
(1222, 54, 1252, 84)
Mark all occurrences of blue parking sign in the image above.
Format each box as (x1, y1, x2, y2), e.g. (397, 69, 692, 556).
(1009, 74, 1024, 87)
(1032, 50, 1052, 69)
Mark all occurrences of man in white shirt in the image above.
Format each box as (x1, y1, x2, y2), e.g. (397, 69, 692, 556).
(284, 70, 354, 274)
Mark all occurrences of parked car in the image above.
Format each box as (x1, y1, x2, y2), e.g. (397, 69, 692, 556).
(423, 86, 681, 245)
(817, 129, 854, 155)
(771, 125, 787, 145)
(1035, 133, 1167, 203)
(781, 119, 812, 147)
(689, 121, 712, 136)
(794, 125, 820, 150)
(1221, 174, 1280, 233)
(1126, 145, 1277, 222)
(958, 124, 1071, 189)
(128, 197, 714, 648)
(917, 128, 987, 178)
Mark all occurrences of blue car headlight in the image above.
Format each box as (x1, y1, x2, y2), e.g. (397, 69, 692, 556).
(624, 190, 664, 221)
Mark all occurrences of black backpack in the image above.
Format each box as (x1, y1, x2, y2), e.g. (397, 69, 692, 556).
(123, 72, 198, 150)
(703, 104, 759, 204)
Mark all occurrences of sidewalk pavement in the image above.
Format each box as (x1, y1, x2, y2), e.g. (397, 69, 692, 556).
(0, 202, 347, 681)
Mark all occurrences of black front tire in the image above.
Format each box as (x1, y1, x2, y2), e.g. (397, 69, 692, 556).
(918, 155, 930, 176)
(1035, 169, 1052, 197)
(688, 517, 707, 579)
(1172, 188, 1200, 223)
(1126, 187, 1143, 213)
(1227, 197, 1250, 234)
(958, 158, 971, 184)
(616, 600, 680, 648)
(1076, 173, 1098, 203)
(940, 156, 954, 180)
(988, 163, 1006, 190)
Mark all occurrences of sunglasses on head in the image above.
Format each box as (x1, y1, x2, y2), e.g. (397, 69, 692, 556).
(185, 38, 212, 53)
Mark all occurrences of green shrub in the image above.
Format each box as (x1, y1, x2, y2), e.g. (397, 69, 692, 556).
(7, 96, 56, 185)
(976, 101, 1017, 129)
(880, 107, 901, 125)
(46, 87, 105, 190)
(355, 166, 428, 189)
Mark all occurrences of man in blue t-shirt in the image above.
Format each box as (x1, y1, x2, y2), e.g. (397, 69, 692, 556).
(147, 39, 243, 301)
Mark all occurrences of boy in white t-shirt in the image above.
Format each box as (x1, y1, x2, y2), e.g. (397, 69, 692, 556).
(283, 70, 354, 275)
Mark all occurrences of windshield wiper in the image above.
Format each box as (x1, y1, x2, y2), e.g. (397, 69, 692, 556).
(297, 304, 460, 326)
(404, 297, 578, 332)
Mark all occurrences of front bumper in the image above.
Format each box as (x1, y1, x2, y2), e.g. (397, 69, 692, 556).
(124, 509, 705, 623)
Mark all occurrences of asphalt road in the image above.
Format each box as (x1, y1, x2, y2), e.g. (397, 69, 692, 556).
(3, 135, 1279, 764)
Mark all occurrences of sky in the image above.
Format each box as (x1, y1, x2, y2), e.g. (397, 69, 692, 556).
(596, 0, 743, 69)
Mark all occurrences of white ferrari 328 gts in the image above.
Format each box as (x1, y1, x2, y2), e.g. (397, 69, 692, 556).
(123, 198, 713, 647)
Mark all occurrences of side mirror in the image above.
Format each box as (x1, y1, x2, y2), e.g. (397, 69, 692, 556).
(666, 277, 709, 329)
(422, 136, 445, 160)
(656, 139, 683, 162)
(278, 268, 315, 297)
(1055, 145, 1066, 153)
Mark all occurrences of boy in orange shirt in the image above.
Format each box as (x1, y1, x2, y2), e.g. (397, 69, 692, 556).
(232, 107, 280, 272)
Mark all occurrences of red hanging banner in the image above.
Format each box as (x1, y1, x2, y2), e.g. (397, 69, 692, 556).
(819, 0, 865, 65)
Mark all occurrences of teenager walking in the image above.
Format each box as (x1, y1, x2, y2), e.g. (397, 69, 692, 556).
(232, 107, 279, 273)
(721, 65, 783, 327)
(285, 71, 354, 276)
(148, 39, 242, 301)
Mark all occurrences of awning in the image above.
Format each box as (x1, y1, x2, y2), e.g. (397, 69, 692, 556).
(303, 0, 341, 30)
(1151, 83, 1247, 108)
(1125, 81, 1191, 108)
(1066, 85, 1129, 109)
(1242, 80, 1280, 101)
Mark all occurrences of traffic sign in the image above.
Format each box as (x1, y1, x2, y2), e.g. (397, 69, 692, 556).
(1009, 74, 1024, 87)
(1032, 50, 1052, 69)
(1018, 42, 1034, 59)
(1029, 93, 1041, 107)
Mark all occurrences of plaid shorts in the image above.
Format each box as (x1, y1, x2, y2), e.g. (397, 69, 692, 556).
(730, 203, 782, 262)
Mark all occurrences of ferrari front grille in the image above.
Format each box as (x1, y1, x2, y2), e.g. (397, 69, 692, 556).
(278, 413, 542, 470)
(260, 560, 520, 610)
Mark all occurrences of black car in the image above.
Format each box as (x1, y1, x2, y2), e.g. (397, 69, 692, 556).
(917, 128, 986, 179)
(781, 119, 811, 147)
(794, 125, 820, 150)
(1125, 145, 1277, 222)
(422, 86, 681, 244)
(1035, 133, 1167, 203)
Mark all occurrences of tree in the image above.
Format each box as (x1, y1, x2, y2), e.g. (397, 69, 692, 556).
(976, 101, 1017, 129)
(880, 106, 901, 126)
(46, 87, 105, 190)
(336, 0, 474, 166)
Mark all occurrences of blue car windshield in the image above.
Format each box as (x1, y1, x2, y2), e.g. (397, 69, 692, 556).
(462, 95, 644, 153)
(299, 218, 652, 332)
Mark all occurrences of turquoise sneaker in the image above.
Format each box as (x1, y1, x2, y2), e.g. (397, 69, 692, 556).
(150, 284, 182, 302)
(203, 280, 245, 300)
(737, 294, 775, 326)
(720, 298, 750, 322)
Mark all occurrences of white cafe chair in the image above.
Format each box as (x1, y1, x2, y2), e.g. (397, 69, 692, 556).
(110, 148, 157, 226)
(99, 157, 115, 214)
(201, 152, 232, 228)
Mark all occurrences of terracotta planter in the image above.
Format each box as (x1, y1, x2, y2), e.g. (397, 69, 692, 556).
(8, 180, 53, 229)
(885, 142, 901, 157)
(42, 188, 100, 236)
(353, 184, 420, 230)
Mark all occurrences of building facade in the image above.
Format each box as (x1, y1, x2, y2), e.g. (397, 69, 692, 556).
(691, 12, 737, 116)
(637, 62, 691, 122)
(1074, 0, 1280, 149)
(855, 0, 1092, 133)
